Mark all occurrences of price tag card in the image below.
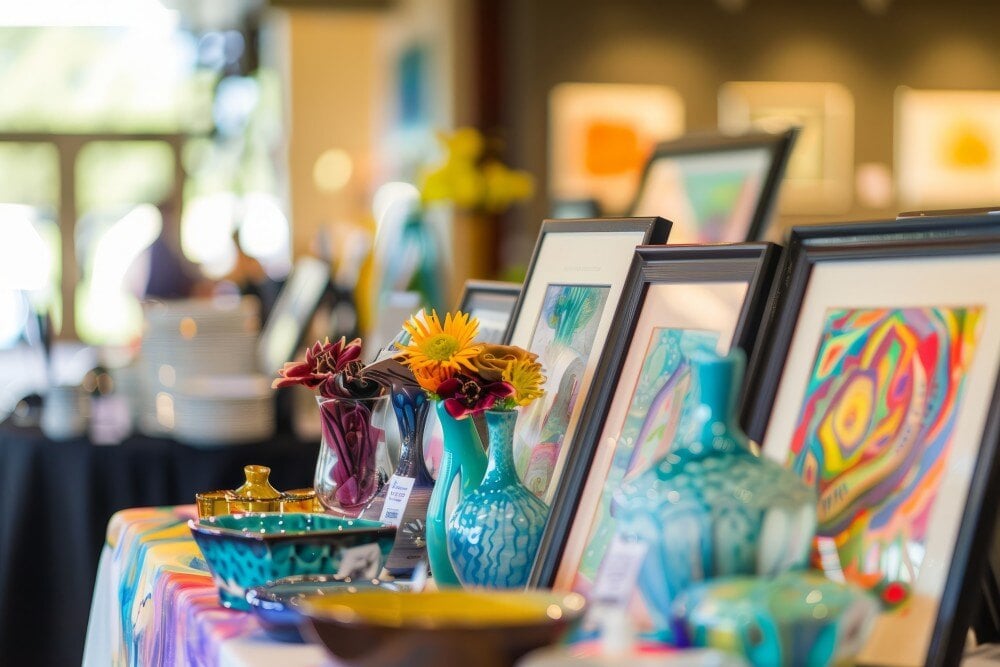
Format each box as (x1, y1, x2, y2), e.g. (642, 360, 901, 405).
(589, 535, 649, 607)
(378, 475, 416, 526)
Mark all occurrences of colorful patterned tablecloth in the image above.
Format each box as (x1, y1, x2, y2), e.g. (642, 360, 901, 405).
(82, 506, 331, 667)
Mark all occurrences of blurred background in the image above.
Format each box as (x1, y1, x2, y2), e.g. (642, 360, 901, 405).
(3, 0, 1000, 662)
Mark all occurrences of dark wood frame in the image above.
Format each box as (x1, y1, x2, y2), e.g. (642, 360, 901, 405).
(628, 128, 798, 242)
(455, 279, 522, 313)
(746, 213, 1000, 442)
(530, 242, 782, 588)
(502, 217, 672, 344)
(745, 233, 1000, 667)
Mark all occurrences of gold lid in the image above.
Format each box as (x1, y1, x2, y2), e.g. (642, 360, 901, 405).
(195, 465, 317, 518)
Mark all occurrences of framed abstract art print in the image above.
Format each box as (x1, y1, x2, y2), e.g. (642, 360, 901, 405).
(628, 129, 797, 244)
(749, 232, 1000, 667)
(528, 244, 782, 622)
(505, 217, 671, 506)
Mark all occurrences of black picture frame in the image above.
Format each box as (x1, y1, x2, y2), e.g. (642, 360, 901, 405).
(628, 128, 798, 243)
(501, 216, 671, 512)
(747, 213, 1000, 443)
(745, 233, 1000, 667)
(256, 256, 332, 374)
(530, 242, 782, 591)
(455, 280, 521, 345)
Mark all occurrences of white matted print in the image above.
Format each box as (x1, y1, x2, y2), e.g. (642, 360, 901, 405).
(549, 83, 684, 215)
(895, 87, 1000, 210)
(508, 228, 660, 504)
(719, 81, 854, 215)
(761, 254, 1000, 667)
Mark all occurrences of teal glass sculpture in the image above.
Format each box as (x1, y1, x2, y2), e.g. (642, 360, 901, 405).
(611, 351, 817, 640)
(447, 409, 549, 588)
(425, 401, 487, 586)
(673, 572, 879, 666)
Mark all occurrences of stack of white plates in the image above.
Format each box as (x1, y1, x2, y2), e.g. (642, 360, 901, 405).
(172, 374, 275, 447)
(136, 297, 264, 438)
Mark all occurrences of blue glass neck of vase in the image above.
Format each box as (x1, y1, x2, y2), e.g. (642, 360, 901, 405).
(390, 386, 433, 483)
(481, 409, 519, 488)
(691, 352, 747, 452)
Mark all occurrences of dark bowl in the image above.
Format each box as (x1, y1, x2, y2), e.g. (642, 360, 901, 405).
(188, 513, 397, 610)
(245, 574, 401, 642)
(298, 589, 586, 667)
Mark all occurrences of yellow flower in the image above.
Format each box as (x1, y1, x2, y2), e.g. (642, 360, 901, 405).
(503, 356, 545, 406)
(396, 310, 482, 379)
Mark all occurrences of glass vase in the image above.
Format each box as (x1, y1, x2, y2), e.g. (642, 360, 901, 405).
(611, 352, 817, 640)
(359, 386, 434, 577)
(314, 394, 389, 517)
(425, 400, 487, 587)
(447, 408, 549, 589)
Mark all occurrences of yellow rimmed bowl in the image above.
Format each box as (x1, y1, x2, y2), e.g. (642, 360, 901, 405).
(297, 588, 586, 667)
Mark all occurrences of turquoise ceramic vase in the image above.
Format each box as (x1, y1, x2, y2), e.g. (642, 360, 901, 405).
(446, 409, 549, 589)
(425, 401, 487, 586)
(611, 351, 817, 640)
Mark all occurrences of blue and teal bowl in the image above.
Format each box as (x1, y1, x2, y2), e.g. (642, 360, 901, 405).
(188, 513, 397, 611)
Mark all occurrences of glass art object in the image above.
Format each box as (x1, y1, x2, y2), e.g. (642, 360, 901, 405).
(447, 408, 549, 588)
(672, 572, 879, 667)
(612, 352, 817, 639)
(314, 394, 389, 517)
(425, 401, 487, 586)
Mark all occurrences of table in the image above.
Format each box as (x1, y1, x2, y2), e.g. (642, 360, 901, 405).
(0, 425, 319, 666)
(83, 505, 332, 667)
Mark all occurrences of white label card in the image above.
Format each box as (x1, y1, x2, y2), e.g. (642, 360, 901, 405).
(590, 535, 649, 606)
(336, 543, 383, 580)
(378, 475, 416, 526)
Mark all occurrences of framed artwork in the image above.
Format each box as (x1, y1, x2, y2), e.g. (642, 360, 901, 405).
(505, 217, 672, 507)
(257, 256, 331, 374)
(549, 83, 685, 215)
(748, 230, 1000, 667)
(718, 81, 854, 215)
(896, 88, 1000, 210)
(628, 129, 798, 243)
(529, 244, 782, 627)
(455, 280, 521, 344)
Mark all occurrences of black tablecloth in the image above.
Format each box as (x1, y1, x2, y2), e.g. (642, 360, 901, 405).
(0, 425, 318, 666)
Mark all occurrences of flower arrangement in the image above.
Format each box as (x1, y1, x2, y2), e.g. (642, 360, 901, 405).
(272, 337, 380, 398)
(395, 310, 545, 418)
(419, 128, 534, 214)
(272, 336, 385, 512)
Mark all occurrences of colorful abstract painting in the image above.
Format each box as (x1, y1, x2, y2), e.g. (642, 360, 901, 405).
(573, 328, 720, 594)
(514, 284, 611, 497)
(631, 149, 771, 243)
(787, 306, 984, 595)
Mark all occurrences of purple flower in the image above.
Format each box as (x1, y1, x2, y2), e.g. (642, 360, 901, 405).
(437, 375, 514, 419)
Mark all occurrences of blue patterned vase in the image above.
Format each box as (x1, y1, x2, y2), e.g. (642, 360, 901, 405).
(446, 408, 548, 589)
(425, 401, 487, 586)
(359, 385, 433, 578)
(611, 351, 817, 640)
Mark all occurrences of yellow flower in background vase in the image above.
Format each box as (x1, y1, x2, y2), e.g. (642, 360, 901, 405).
(503, 356, 546, 407)
(418, 128, 534, 214)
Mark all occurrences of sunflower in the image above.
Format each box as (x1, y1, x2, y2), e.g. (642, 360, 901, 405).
(396, 310, 482, 380)
(503, 356, 545, 407)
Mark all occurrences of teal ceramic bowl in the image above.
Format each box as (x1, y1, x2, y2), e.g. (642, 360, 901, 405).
(189, 513, 397, 610)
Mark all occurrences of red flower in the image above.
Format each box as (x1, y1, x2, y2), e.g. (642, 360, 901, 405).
(272, 337, 363, 390)
(437, 375, 514, 419)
